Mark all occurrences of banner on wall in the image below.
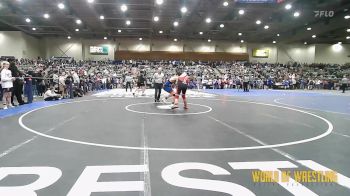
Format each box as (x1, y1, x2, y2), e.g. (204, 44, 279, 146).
(90, 46, 108, 55)
(252, 49, 269, 58)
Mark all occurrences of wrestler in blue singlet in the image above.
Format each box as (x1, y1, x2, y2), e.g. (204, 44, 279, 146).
(163, 80, 173, 93)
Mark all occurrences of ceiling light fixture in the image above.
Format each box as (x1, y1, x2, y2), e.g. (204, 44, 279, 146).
(104, 37, 107, 40)
(174, 38, 178, 42)
(264, 25, 269, 29)
(25, 18, 31, 23)
(199, 31, 203, 35)
(87, 0, 94, 3)
(312, 35, 316, 38)
(304, 42, 307, 45)
(272, 41, 276, 44)
(32, 27, 36, 31)
(173, 21, 179, 26)
(156, 0, 164, 5)
(139, 37, 143, 41)
(223, 1, 228, 7)
(58, 3, 65, 9)
(67, 36, 71, 39)
(346, 36, 350, 39)
(285, 4, 292, 10)
(181, 6, 187, 13)
(220, 24, 224, 28)
(121, 4, 127, 12)
(75, 28, 79, 32)
(238, 32, 242, 36)
(307, 27, 312, 30)
(205, 18, 211, 23)
(277, 34, 280, 36)
(43, 13, 50, 19)
(347, 29, 350, 32)
(118, 29, 122, 33)
(256, 20, 261, 25)
(208, 39, 211, 42)
(126, 20, 131, 25)
(159, 30, 163, 34)
(153, 16, 159, 22)
(345, 15, 350, 19)
(239, 9, 245, 15)
(332, 43, 342, 52)
(76, 19, 82, 24)
(100, 15, 104, 20)
(294, 11, 300, 17)
(241, 40, 244, 43)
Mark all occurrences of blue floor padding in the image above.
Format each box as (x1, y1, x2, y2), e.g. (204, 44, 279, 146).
(203, 89, 336, 97)
(0, 100, 68, 119)
(277, 97, 350, 115)
(204, 89, 350, 115)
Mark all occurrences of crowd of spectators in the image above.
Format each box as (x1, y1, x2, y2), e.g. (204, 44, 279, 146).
(1, 57, 349, 109)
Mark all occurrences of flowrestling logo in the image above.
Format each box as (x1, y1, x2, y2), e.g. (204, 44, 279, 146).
(314, 11, 334, 18)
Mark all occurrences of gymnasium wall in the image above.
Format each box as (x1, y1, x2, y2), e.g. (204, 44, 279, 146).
(0, 31, 40, 59)
(314, 44, 350, 64)
(40, 37, 83, 60)
(115, 51, 248, 61)
(1, 31, 349, 64)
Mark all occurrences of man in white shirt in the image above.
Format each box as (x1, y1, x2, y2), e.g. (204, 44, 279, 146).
(124, 73, 133, 92)
(341, 75, 349, 93)
(153, 68, 164, 102)
(1, 61, 15, 109)
(243, 75, 250, 92)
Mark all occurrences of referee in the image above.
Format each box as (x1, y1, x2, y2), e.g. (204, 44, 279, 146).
(153, 68, 164, 102)
(125, 73, 133, 92)
(341, 75, 349, 93)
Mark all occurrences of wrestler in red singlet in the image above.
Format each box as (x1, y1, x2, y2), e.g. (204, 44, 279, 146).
(172, 72, 190, 109)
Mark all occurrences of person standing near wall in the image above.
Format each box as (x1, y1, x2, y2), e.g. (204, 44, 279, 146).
(65, 72, 74, 99)
(153, 68, 164, 102)
(59, 72, 66, 98)
(24, 67, 34, 103)
(340, 75, 349, 93)
(9, 61, 25, 106)
(0, 62, 3, 103)
(1, 61, 15, 109)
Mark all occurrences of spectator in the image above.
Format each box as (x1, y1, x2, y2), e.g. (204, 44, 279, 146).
(9, 61, 25, 105)
(44, 87, 61, 101)
(59, 72, 66, 98)
(1, 61, 15, 109)
(65, 72, 74, 99)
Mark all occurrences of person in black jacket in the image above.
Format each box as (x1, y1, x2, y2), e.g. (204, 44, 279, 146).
(9, 61, 25, 105)
(133, 71, 146, 97)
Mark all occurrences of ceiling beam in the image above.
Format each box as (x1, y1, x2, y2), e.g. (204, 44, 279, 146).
(0, 18, 33, 35)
